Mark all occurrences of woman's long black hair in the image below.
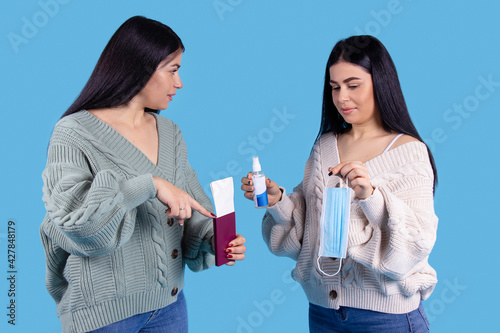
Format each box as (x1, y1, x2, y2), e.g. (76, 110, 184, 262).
(61, 16, 184, 118)
(316, 35, 437, 190)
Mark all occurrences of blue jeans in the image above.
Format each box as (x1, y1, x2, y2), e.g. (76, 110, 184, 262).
(309, 302, 430, 333)
(89, 291, 188, 333)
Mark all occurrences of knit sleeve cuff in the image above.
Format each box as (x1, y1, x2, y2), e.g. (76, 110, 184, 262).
(358, 187, 387, 227)
(119, 174, 157, 211)
(199, 230, 215, 255)
(266, 187, 294, 224)
(182, 219, 214, 255)
(182, 220, 215, 272)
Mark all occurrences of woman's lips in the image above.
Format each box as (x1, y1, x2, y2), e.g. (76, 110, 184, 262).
(341, 107, 356, 114)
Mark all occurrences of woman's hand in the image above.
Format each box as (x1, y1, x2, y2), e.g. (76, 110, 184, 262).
(329, 161, 374, 200)
(213, 234, 246, 266)
(241, 172, 282, 207)
(153, 176, 215, 226)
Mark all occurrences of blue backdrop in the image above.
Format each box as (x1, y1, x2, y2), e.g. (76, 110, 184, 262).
(2, 1, 499, 332)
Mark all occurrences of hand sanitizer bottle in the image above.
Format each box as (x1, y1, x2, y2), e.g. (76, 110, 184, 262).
(252, 156, 269, 208)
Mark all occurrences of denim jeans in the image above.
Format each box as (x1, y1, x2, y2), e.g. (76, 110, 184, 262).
(89, 291, 188, 333)
(309, 301, 430, 333)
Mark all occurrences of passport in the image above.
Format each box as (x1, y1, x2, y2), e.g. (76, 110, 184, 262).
(213, 211, 236, 266)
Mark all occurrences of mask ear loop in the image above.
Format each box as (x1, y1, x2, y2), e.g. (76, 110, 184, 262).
(317, 256, 343, 277)
(341, 174, 348, 188)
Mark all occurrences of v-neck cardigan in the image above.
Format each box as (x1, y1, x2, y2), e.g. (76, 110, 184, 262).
(262, 132, 438, 314)
(40, 110, 214, 332)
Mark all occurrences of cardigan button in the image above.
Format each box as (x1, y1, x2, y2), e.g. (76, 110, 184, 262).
(171, 249, 179, 259)
(171, 287, 178, 296)
(167, 218, 175, 226)
(329, 290, 338, 299)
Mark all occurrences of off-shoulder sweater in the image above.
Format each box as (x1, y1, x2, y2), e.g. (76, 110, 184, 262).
(40, 110, 214, 333)
(263, 132, 438, 314)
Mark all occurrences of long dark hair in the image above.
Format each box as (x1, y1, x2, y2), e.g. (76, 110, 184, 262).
(316, 35, 437, 189)
(61, 16, 184, 118)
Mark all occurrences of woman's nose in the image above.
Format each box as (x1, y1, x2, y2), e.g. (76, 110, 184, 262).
(339, 87, 349, 102)
(175, 75, 183, 89)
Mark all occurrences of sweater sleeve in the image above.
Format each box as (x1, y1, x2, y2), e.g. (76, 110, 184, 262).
(261, 146, 319, 260)
(262, 182, 306, 261)
(41, 139, 157, 257)
(175, 131, 215, 272)
(349, 161, 438, 281)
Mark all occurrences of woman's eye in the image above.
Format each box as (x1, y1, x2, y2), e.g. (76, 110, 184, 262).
(348, 85, 359, 89)
(331, 86, 340, 91)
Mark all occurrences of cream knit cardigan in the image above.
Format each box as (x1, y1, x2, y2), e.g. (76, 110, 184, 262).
(263, 132, 438, 314)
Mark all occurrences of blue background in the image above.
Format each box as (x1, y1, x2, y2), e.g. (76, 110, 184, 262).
(1, 1, 499, 332)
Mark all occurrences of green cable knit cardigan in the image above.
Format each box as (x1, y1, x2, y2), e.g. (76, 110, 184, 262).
(40, 110, 214, 333)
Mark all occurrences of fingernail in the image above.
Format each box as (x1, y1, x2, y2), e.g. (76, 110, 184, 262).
(247, 180, 250, 185)
(211, 213, 216, 217)
(328, 171, 333, 176)
(225, 248, 232, 253)
(227, 254, 233, 259)
(228, 243, 233, 247)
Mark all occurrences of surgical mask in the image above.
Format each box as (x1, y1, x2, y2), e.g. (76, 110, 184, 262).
(317, 178, 352, 276)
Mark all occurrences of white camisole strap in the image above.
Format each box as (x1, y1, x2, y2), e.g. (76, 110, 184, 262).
(383, 133, 404, 153)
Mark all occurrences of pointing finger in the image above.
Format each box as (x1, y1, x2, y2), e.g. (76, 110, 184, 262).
(189, 197, 215, 218)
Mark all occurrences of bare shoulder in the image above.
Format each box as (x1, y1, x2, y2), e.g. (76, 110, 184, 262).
(390, 134, 420, 149)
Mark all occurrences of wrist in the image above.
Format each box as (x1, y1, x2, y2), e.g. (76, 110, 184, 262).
(152, 176, 160, 189)
(268, 188, 284, 207)
(358, 185, 375, 200)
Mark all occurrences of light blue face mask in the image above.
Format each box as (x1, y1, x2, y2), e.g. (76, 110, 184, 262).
(317, 178, 352, 276)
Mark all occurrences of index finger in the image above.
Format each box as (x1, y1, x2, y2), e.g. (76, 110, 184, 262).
(189, 197, 215, 218)
(329, 161, 350, 176)
(329, 161, 365, 178)
(241, 174, 252, 185)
